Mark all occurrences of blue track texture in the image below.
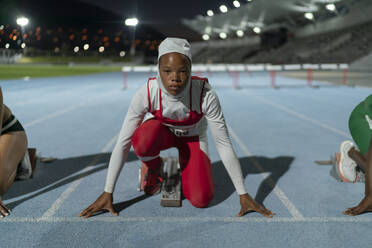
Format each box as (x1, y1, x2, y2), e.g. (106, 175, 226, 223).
(1, 71, 371, 248)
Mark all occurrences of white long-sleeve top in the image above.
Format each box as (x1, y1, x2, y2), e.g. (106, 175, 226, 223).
(104, 76, 247, 195)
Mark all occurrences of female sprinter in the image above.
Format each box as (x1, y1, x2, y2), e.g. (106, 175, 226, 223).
(0, 87, 34, 218)
(79, 38, 274, 218)
(337, 94, 372, 215)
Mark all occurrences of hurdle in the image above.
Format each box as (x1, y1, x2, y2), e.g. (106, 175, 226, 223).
(122, 63, 349, 89)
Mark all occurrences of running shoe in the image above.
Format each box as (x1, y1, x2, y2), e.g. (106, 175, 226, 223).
(337, 140, 358, 183)
(143, 168, 163, 195)
(143, 158, 164, 195)
(16, 148, 37, 180)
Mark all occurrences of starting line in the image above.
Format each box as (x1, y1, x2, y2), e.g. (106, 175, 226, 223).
(2, 216, 372, 223)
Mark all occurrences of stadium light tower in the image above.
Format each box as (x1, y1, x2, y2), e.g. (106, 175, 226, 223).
(125, 17, 139, 57)
(16, 17, 29, 52)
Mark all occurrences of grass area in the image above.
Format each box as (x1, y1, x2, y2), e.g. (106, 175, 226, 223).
(0, 64, 122, 80)
(18, 56, 130, 64)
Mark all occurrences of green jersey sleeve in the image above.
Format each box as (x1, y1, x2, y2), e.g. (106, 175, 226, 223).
(364, 94, 372, 119)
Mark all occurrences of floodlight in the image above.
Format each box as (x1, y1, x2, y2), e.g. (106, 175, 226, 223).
(207, 10, 214, 16)
(304, 12, 314, 20)
(236, 30, 244, 37)
(16, 17, 29, 26)
(125, 18, 139, 26)
(253, 27, 261, 34)
(233, 1, 241, 8)
(219, 5, 228, 13)
(202, 34, 210, 40)
(219, 32, 227, 39)
(326, 4, 336, 11)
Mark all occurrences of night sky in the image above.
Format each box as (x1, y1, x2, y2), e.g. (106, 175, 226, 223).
(0, 0, 230, 40)
(0, 0, 226, 25)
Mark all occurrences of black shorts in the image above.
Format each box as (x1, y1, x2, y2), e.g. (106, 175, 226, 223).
(1, 115, 25, 135)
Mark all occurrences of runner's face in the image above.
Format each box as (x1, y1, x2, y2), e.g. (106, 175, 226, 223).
(159, 53, 191, 96)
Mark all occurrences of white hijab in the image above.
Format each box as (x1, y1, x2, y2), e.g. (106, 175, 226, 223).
(157, 37, 192, 99)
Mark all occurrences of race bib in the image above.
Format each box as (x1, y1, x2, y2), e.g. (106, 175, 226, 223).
(171, 128, 190, 137)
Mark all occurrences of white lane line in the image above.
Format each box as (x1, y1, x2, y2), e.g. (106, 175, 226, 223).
(2, 216, 372, 223)
(4, 163, 107, 203)
(228, 124, 305, 220)
(39, 133, 118, 220)
(23, 91, 117, 128)
(241, 91, 350, 138)
(24, 103, 86, 128)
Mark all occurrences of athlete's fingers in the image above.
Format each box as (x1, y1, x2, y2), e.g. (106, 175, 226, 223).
(236, 207, 252, 217)
(78, 207, 91, 217)
(350, 206, 364, 216)
(0, 203, 10, 213)
(106, 205, 118, 216)
(344, 206, 358, 215)
(256, 205, 274, 218)
(79, 205, 96, 218)
(261, 207, 275, 217)
(81, 208, 97, 219)
(0, 204, 10, 217)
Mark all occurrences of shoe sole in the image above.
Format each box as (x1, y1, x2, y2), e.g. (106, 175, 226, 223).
(337, 141, 358, 183)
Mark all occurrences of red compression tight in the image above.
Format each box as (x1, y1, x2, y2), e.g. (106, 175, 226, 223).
(132, 119, 214, 208)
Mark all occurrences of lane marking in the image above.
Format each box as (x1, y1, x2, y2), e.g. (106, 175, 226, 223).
(2, 216, 372, 223)
(23, 91, 118, 128)
(39, 133, 119, 219)
(240, 91, 350, 138)
(4, 163, 108, 203)
(227, 125, 305, 220)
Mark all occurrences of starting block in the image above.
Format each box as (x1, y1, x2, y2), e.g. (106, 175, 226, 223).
(138, 157, 182, 207)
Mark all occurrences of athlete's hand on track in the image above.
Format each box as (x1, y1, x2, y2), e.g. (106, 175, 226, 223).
(0, 200, 11, 218)
(79, 192, 118, 219)
(237, 193, 275, 218)
(344, 195, 372, 216)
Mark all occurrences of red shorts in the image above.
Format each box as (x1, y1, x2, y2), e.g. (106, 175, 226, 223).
(132, 119, 214, 208)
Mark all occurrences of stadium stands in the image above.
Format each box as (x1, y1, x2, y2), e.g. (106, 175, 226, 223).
(191, 19, 372, 65)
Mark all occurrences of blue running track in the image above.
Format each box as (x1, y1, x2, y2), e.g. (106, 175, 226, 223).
(1, 71, 371, 247)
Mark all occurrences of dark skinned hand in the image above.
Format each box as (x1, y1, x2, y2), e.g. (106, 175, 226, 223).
(0, 200, 11, 218)
(79, 192, 118, 219)
(344, 195, 372, 216)
(237, 193, 275, 218)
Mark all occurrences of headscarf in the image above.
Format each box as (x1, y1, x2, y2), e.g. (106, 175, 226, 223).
(157, 37, 192, 98)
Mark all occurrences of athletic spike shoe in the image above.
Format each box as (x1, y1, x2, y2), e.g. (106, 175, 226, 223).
(337, 140, 358, 183)
(143, 169, 163, 195)
(143, 158, 164, 195)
